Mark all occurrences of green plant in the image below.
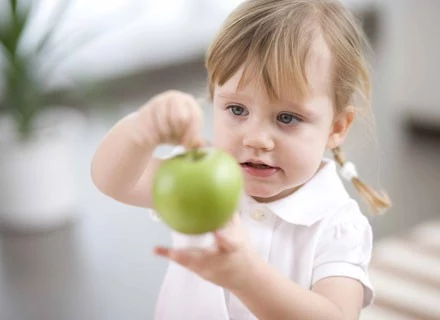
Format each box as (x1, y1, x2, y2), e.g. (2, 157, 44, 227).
(0, 0, 112, 140)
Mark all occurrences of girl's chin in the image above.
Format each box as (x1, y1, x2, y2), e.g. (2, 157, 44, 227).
(245, 187, 279, 202)
(245, 184, 300, 203)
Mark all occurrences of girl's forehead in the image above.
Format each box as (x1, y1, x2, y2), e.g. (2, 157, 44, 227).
(214, 35, 334, 103)
(305, 34, 334, 97)
(214, 68, 271, 104)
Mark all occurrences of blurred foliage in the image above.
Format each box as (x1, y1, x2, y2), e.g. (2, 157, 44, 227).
(0, 0, 111, 140)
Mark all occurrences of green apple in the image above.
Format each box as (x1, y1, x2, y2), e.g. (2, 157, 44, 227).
(152, 148, 243, 234)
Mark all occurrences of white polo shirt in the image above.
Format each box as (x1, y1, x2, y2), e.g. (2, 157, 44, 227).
(153, 158, 374, 320)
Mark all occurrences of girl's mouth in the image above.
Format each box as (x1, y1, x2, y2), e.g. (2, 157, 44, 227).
(240, 162, 279, 177)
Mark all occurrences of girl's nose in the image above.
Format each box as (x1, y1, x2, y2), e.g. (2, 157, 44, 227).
(242, 128, 275, 152)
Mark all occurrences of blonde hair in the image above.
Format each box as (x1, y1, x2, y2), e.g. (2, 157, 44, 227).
(205, 0, 391, 214)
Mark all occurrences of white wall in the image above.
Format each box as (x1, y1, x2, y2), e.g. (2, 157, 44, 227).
(21, 0, 379, 86)
(21, 0, 245, 87)
(2, 0, 388, 89)
(381, 0, 440, 121)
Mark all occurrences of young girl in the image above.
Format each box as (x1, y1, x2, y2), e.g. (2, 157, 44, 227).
(91, 0, 391, 319)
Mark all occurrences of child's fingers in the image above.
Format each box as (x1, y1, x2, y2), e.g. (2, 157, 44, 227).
(220, 214, 241, 234)
(229, 213, 241, 226)
(143, 91, 202, 146)
(168, 100, 189, 143)
(182, 129, 205, 150)
(138, 103, 160, 145)
(214, 231, 239, 253)
(154, 246, 170, 257)
(182, 102, 204, 149)
(152, 101, 171, 142)
(154, 246, 208, 269)
(215, 213, 250, 253)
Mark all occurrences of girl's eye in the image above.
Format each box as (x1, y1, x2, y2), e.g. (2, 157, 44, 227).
(227, 105, 248, 116)
(277, 112, 302, 125)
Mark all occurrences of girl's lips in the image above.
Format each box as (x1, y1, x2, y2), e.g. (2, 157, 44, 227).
(240, 163, 279, 177)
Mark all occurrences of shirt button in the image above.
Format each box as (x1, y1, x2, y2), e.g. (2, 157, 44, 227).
(251, 209, 268, 221)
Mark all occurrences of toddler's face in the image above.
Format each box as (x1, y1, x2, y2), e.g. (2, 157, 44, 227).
(212, 37, 337, 202)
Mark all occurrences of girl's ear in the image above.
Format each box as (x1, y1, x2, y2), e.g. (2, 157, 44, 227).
(326, 106, 355, 149)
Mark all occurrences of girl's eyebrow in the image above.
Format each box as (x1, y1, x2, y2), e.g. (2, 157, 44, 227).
(217, 92, 252, 102)
(282, 100, 321, 119)
(285, 100, 303, 111)
(219, 91, 304, 108)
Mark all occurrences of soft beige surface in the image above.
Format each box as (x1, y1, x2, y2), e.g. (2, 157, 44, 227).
(361, 221, 440, 320)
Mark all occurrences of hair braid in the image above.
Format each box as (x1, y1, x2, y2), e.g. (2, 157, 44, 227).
(332, 147, 391, 215)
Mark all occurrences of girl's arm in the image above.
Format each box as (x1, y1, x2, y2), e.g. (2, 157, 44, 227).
(90, 91, 204, 208)
(231, 256, 363, 320)
(91, 111, 162, 208)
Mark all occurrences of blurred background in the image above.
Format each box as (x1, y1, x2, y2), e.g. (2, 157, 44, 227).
(0, 0, 439, 319)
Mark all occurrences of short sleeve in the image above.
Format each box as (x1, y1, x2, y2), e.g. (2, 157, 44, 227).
(148, 208, 161, 222)
(312, 206, 374, 308)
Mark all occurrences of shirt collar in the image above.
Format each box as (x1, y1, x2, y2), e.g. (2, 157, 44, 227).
(242, 159, 350, 227)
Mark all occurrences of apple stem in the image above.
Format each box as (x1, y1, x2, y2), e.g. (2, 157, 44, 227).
(189, 149, 204, 161)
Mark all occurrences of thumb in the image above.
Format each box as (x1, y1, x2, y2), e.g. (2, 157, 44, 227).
(214, 213, 242, 253)
(214, 230, 239, 253)
(183, 137, 205, 150)
(181, 116, 204, 149)
(182, 129, 205, 150)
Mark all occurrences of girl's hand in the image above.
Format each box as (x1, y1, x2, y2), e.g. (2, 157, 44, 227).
(154, 214, 258, 291)
(137, 90, 204, 149)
